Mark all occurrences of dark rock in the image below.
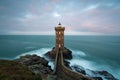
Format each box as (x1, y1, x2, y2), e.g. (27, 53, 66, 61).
(63, 47, 72, 59)
(16, 54, 48, 66)
(71, 65, 86, 75)
(92, 77, 103, 80)
(64, 60, 71, 69)
(45, 51, 56, 59)
(45, 47, 72, 60)
(96, 71, 117, 80)
(86, 69, 98, 77)
(29, 64, 51, 75)
(15, 54, 52, 77)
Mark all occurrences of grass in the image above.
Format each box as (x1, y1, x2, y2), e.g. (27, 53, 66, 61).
(0, 60, 42, 80)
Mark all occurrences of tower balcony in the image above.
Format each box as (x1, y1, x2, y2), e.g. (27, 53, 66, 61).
(55, 27, 65, 31)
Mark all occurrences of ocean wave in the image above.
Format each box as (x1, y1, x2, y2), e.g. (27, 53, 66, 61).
(25, 46, 37, 50)
(15, 48, 51, 59)
(72, 49, 86, 57)
(69, 59, 95, 70)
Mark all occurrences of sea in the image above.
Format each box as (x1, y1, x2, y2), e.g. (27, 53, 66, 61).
(0, 35, 120, 79)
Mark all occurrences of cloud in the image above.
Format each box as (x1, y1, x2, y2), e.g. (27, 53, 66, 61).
(0, 0, 120, 35)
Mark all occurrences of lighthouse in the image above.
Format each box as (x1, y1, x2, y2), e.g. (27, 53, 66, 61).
(55, 22, 65, 51)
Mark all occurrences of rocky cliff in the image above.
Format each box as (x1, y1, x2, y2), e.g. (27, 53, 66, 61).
(0, 54, 118, 80)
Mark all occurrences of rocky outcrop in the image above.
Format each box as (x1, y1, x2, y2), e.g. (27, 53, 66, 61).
(45, 47, 72, 59)
(14, 54, 117, 80)
(71, 65, 118, 80)
(15, 54, 52, 77)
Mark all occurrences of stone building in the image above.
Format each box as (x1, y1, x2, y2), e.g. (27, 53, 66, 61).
(55, 22, 65, 51)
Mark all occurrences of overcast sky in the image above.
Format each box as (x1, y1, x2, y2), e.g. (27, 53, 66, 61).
(0, 0, 120, 35)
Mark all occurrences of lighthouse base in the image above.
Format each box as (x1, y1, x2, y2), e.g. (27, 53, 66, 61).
(45, 47, 72, 60)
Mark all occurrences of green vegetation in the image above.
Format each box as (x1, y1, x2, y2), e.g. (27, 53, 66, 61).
(0, 60, 42, 80)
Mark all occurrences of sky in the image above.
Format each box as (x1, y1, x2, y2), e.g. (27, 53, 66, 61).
(0, 0, 120, 35)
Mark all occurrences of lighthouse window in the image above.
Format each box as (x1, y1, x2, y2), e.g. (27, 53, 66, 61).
(59, 32, 61, 34)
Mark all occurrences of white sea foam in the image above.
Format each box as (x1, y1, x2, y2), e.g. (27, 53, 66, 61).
(72, 49, 86, 57)
(69, 59, 95, 70)
(48, 61, 54, 69)
(15, 48, 51, 59)
(69, 49, 95, 69)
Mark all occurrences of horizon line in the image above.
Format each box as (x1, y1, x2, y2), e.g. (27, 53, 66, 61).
(0, 34, 120, 36)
